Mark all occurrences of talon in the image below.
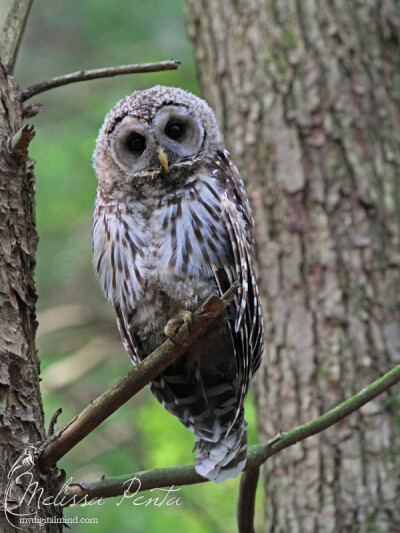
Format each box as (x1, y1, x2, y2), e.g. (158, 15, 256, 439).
(164, 310, 194, 345)
(164, 319, 183, 346)
(182, 311, 193, 335)
(166, 334, 183, 346)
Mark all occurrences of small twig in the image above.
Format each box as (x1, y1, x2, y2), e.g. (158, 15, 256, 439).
(63, 363, 400, 504)
(47, 408, 62, 437)
(22, 102, 44, 119)
(237, 467, 260, 533)
(21, 60, 181, 102)
(38, 283, 238, 474)
(0, 0, 33, 73)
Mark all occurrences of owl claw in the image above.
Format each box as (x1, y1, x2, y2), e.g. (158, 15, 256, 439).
(166, 334, 183, 346)
(164, 311, 193, 345)
(183, 311, 192, 335)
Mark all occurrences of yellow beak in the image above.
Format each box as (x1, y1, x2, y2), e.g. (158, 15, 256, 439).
(157, 147, 169, 171)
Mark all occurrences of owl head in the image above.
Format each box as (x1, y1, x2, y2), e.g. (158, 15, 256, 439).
(93, 86, 223, 193)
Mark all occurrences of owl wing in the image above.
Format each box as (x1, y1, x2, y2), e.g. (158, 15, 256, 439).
(210, 151, 264, 424)
(93, 195, 142, 366)
(114, 303, 141, 365)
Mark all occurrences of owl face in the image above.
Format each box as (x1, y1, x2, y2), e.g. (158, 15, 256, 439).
(94, 86, 223, 192)
(111, 104, 205, 175)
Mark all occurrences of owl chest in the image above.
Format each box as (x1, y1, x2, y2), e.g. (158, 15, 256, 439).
(93, 181, 229, 312)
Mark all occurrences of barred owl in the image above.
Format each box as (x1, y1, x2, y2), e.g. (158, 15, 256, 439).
(92, 86, 263, 483)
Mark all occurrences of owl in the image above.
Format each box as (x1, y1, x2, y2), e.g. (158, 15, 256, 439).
(92, 86, 263, 483)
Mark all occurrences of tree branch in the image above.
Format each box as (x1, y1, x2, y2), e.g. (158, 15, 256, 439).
(39, 283, 238, 474)
(0, 0, 33, 73)
(237, 467, 260, 533)
(21, 60, 181, 101)
(64, 363, 400, 503)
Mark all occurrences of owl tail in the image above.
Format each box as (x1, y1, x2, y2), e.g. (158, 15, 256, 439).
(193, 414, 248, 484)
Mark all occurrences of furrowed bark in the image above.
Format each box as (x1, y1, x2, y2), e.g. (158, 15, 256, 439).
(0, 64, 62, 532)
(186, 1, 400, 530)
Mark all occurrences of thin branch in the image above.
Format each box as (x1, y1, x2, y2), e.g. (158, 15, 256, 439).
(47, 407, 62, 437)
(0, 0, 33, 73)
(21, 60, 181, 101)
(246, 362, 400, 469)
(237, 467, 260, 533)
(64, 363, 400, 503)
(39, 283, 238, 474)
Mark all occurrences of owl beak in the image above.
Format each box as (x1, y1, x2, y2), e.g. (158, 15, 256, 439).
(157, 147, 169, 171)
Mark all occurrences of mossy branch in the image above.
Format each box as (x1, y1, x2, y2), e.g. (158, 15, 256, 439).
(38, 283, 238, 474)
(63, 363, 400, 503)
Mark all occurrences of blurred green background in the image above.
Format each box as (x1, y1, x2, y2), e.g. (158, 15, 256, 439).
(1, 1, 264, 531)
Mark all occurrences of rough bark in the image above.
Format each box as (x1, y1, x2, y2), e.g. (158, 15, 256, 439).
(186, 1, 400, 531)
(0, 65, 62, 532)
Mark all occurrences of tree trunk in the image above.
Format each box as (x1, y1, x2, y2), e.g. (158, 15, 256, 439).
(0, 65, 62, 532)
(186, 1, 400, 531)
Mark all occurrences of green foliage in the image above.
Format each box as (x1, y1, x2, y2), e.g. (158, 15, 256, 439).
(12, 1, 263, 531)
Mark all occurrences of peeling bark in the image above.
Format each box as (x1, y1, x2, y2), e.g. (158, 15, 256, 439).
(0, 65, 62, 532)
(186, 1, 400, 531)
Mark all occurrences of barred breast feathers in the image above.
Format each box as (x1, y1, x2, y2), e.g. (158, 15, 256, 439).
(92, 152, 263, 377)
(92, 170, 231, 312)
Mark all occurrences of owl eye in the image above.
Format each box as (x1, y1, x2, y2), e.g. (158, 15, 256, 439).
(165, 121, 185, 141)
(126, 133, 146, 154)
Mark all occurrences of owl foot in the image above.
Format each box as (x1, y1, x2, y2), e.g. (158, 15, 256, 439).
(164, 311, 193, 345)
